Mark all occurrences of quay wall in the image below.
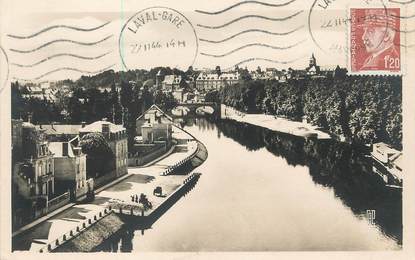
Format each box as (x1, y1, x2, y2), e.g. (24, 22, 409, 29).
(50, 141, 208, 252)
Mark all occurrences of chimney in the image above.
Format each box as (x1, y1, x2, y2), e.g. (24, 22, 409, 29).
(102, 123, 110, 139)
(62, 142, 68, 157)
(27, 113, 32, 123)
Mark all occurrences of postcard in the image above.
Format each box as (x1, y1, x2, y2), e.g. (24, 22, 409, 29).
(1, 0, 414, 259)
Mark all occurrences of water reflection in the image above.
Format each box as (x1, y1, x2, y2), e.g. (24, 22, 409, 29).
(216, 119, 402, 244)
(96, 117, 401, 251)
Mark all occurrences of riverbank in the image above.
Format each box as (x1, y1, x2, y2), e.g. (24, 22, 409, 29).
(221, 105, 331, 140)
(12, 126, 208, 252)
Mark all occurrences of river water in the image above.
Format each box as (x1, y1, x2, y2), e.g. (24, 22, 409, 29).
(98, 118, 402, 251)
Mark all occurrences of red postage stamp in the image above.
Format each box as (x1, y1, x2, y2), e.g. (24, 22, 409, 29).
(350, 8, 400, 72)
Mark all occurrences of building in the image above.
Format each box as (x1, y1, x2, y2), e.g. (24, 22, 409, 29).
(265, 68, 278, 79)
(48, 137, 90, 200)
(20, 122, 56, 198)
(371, 142, 400, 164)
(12, 119, 23, 162)
(12, 122, 56, 224)
(36, 124, 82, 141)
(162, 74, 185, 93)
(12, 120, 60, 228)
(371, 142, 403, 186)
(22, 85, 43, 99)
(306, 53, 321, 76)
(131, 105, 174, 166)
(79, 120, 128, 177)
(172, 88, 185, 102)
(136, 104, 173, 143)
(196, 71, 240, 92)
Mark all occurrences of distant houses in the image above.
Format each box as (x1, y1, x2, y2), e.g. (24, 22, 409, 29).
(196, 71, 240, 92)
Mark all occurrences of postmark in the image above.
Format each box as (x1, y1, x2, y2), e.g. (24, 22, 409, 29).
(119, 7, 199, 70)
(350, 8, 401, 72)
(307, 0, 401, 73)
(0, 45, 10, 94)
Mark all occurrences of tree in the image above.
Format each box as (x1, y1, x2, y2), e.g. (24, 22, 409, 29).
(11, 82, 26, 119)
(80, 132, 114, 178)
(154, 90, 177, 111)
(205, 90, 220, 103)
(120, 80, 133, 125)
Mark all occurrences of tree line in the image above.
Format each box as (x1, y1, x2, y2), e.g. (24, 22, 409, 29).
(214, 75, 402, 149)
(11, 68, 187, 150)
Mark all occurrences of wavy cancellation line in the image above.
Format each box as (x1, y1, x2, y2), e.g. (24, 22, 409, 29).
(0, 45, 10, 94)
(13, 64, 115, 81)
(197, 11, 304, 29)
(388, 0, 414, 4)
(200, 40, 306, 58)
(226, 55, 307, 70)
(7, 21, 111, 39)
(199, 26, 304, 44)
(11, 51, 113, 68)
(395, 28, 415, 33)
(390, 13, 415, 19)
(195, 0, 297, 15)
(9, 35, 113, 54)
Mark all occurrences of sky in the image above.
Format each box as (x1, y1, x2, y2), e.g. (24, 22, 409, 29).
(0, 0, 412, 82)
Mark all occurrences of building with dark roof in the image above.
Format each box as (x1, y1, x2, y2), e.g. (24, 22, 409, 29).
(79, 120, 128, 177)
(49, 137, 91, 199)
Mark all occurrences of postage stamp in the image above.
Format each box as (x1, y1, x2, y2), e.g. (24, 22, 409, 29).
(350, 8, 401, 72)
(0, 0, 414, 258)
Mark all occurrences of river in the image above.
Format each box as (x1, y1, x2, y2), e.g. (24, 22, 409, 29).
(97, 118, 402, 251)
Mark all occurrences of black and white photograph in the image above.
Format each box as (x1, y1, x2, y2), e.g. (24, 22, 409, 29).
(0, 0, 414, 259)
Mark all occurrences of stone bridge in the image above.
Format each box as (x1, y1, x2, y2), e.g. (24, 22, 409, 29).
(173, 102, 221, 117)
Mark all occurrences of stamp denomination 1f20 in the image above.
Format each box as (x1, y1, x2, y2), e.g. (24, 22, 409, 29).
(119, 7, 198, 70)
(350, 8, 400, 72)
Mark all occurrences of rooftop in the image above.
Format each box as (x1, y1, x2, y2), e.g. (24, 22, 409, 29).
(163, 75, 182, 85)
(79, 121, 125, 133)
(373, 142, 400, 154)
(36, 124, 82, 136)
(137, 104, 173, 122)
(48, 142, 75, 157)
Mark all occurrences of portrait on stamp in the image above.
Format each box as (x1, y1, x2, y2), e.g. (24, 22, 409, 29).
(350, 8, 401, 72)
(1, 0, 413, 257)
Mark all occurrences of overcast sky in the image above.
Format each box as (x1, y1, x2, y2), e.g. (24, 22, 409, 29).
(0, 0, 410, 82)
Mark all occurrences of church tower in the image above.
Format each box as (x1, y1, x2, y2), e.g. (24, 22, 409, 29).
(309, 53, 317, 68)
(156, 70, 163, 88)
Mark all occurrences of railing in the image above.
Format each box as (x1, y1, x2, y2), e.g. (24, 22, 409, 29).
(38, 208, 114, 253)
(160, 141, 199, 176)
(47, 191, 70, 212)
(39, 171, 53, 182)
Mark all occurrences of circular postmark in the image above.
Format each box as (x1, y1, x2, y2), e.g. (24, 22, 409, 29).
(119, 6, 199, 70)
(0, 45, 10, 94)
(308, 0, 387, 55)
